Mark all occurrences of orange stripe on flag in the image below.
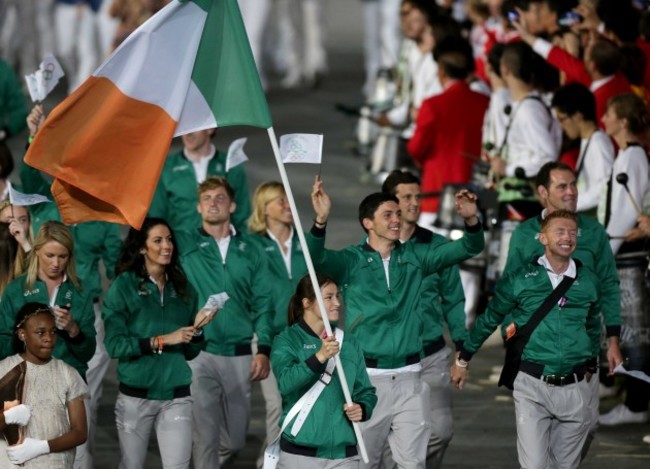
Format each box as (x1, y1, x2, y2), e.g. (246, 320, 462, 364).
(25, 76, 176, 228)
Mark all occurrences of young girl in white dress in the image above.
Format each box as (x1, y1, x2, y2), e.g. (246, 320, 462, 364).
(0, 302, 87, 468)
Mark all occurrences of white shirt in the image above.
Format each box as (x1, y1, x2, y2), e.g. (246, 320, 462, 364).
(266, 226, 294, 278)
(538, 255, 577, 288)
(482, 87, 512, 154)
(590, 76, 614, 92)
(598, 145, 650, 254)
(387, 40, 441, 137)
(214, 225, 237, 262)
(185, 144, 217, 184)
(502, 92, 562, 177)
(576, 130, 615, 212)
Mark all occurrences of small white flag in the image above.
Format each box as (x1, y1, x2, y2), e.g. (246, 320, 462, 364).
(614, 363, 650, 384)
(280, 134, 323, 164)
(225, 138, 249, 172)
(8, 182, 51, 206)
(201, 292, 230, 317)
(24, 54, 65, 103)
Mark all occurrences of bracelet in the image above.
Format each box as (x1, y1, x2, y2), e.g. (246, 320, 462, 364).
(455, 358, 469, 368)
(156, 336, 164, 355)
(313, 218, 327, 227)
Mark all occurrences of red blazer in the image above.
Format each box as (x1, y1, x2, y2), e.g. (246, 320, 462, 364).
(593, 74, 632, 125)
(407, 81, 489, 213)
(546, 45, 631, 126)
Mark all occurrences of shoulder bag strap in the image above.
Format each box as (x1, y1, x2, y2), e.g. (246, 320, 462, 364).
(518, 274, 576, 340)
(289, 329, 345, 436)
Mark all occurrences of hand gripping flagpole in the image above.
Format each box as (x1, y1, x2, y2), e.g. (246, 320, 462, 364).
(267, 127, 369, 463)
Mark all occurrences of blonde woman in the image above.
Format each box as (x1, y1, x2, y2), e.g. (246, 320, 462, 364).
(0, 221, 96, 379)
(248, 181, 307, 465)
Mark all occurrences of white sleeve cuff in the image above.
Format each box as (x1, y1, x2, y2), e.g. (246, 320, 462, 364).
(532, 38, 552, 60)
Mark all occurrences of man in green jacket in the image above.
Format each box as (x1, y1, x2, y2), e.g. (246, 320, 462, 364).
(381, 170, 466, 469)
(176, 176, 273, 469)
(502, 161, 621, 449)
(453, 210, 623, 469)
(308, 177, 484, 469)
(148, 128, 252, 233)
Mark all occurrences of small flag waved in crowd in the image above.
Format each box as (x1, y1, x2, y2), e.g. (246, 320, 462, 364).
(225, 138, 249, 171)
(280, 134, 323, 164)
(24, 54, 65, 103)
(7, 182, 51, 206)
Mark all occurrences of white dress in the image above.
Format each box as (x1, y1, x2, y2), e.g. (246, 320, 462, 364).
(0, 355, 88, 469)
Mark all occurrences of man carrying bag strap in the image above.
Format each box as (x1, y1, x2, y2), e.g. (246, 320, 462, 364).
(450, 210, 623, 469)
(498, 273, 575, 390)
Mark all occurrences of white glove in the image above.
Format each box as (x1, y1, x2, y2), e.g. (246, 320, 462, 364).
(3, 404, 31, 426)
(7, 438, 50, 464)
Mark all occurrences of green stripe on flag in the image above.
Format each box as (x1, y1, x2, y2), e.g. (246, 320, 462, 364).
(191, 0, 272, 129)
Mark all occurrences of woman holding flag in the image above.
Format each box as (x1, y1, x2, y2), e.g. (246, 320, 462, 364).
(102, 217, 214, 468)
(271, 273, 377, 468)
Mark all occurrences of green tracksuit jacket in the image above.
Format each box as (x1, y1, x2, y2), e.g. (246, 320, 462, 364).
(306, 223, 484, 369)
(248, 231, 308, 337)
(0, 59, 27, 138)
(176, 228, 274, 356)
(19, 161, 123, 300)
(462, 260, 601, 375)
(271, 320, 377, 459)
(503, 214, 621, 355)
(0, 275, 96, 378)
(406, 226, 467, 351)
(102, 271, 203, 400)
(148, 149, 251, 233)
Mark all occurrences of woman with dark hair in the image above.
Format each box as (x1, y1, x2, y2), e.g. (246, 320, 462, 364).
(0, 221, 95, 379)
(0, 302, 88, 467)
(102, 217, 214, 468)
(271, 273, 377, 468)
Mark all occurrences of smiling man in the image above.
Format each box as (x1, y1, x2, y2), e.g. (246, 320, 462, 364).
(502, 161, 621, 458)
(381, 170, 465, 469)
(453, 209, 622, 469)
(307, 177, 484, 469)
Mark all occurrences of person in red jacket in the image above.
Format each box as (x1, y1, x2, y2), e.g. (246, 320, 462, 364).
(514, 14, 631, 126)
(407, 37, 489, 227)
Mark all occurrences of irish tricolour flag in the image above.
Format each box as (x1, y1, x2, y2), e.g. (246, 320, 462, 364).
(25, 0, 271, 228)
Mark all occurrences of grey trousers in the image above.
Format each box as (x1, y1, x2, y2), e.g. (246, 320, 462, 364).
(278, 451, 361, 469)
(581, 371, 600, 460)
(513, 372, 590, 469)
(189, 351, 252, 469)
(361, 371, 431, 469)
(115, 393, 193, 469)
(75, 300, 111, 469)
(380, 349, 453, 469)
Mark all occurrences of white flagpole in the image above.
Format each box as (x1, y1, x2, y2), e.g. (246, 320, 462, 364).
(266, 127, 369, 463)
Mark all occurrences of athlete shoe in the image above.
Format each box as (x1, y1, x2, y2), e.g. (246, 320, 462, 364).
(598, 404, 649, 426)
